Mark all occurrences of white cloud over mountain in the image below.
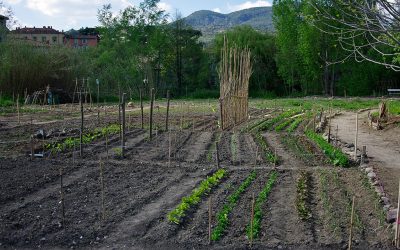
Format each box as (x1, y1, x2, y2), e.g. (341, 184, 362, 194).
(227, 0, 272, 12)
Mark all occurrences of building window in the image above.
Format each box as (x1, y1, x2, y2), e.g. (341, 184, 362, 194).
(82, 39, 87, 44)
(52, 36, 57, 43)
(42, 36, 46, 43)
(33, 36, 37, 41)
(74, 38, 78, 45)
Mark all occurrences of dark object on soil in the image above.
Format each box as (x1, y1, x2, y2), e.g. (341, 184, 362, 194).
(25, 89, 72, 105)
(34, 129, 45, 139)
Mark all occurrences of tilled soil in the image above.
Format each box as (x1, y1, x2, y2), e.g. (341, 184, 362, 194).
(0, 107, 396, 249)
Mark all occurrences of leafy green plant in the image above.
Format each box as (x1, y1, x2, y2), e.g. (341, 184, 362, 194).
(211, 171, 257, 241)
(287, 117, 303, 133)
(305, 130, 349, 167)
(275, 118, 294, 132)
(167, 169, 227, 224)
(46, 124, 121, 153)
(246, 171, 278, 239)
(296, 171, 312, 220)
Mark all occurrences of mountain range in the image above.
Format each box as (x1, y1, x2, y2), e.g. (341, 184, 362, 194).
(183, 7, 274, 42)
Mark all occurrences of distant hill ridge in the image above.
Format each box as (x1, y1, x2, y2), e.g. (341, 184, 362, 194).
(183, 7, 274, 41)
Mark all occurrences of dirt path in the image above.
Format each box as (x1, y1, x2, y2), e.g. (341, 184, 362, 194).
(331, 111, 400, 201)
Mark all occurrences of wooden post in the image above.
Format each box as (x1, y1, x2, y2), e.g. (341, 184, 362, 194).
(80, 100, 84, 157)
(395, 179, 400, 248)
(140, 88, 144, 129)
(30, 136, 34, 161)
(149, 88, 154, 140)
(121, 93, 126, 158)
(250, 192, 255, 247)
(166, 90, 170, 131)
(354, 113, 358, 161)
(168, 130, 171, 167)
(336, 125, 339, 147)
(105, 130, 109, 161)
(208, 196, 212, 245)
(216, 141, 220, 169)
(313, 113, 316, 132)
(97, 79, 100, 126)
(17, 94, 20, 125)
(348, 196, 355, 250)
(60, 167, 65, 226)
(100, 158, 105, 220)
(361, 146, 367, 165)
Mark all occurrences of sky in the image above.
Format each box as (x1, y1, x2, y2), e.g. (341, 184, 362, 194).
(1, 0, 272, 31)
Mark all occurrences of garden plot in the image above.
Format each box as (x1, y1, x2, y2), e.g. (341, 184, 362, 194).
(0, 99, 397, 249)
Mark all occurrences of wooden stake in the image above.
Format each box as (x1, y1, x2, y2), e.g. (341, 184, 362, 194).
(80, 99, 84, 157)
(140, 88, 144, 129)
(99, 158, 105, 220)
(166, 90, 170, 131)
(60, 167, 65, 227)
(17, 94, 20, 125)
(149, 88, 154, 139)
(250, 192, 255, 247)
(348, 196, 355, 250)
(30, 135, 34, 161)
(336, 125, 339, 147)
(208, 196, 212, 245)
(105, 130, 109, 161)
(354, 113, 358, 161)
(121, 93, 126, 158)
(216, 141, 220, 169)
(395, 179, 400, 248)
(168, 130, 171, 167)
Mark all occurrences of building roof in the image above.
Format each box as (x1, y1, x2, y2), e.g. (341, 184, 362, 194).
(65, 34, 99, 39)
(11, 26, 63, 34)
(0, 15, 9, 20)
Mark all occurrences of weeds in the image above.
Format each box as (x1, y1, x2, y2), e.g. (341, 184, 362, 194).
(246, 171, 278, 239)
(167, 169, 227, 224)
(211, 171, 257, 241)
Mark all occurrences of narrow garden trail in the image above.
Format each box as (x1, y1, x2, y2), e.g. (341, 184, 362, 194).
(331, 111, 400, 201)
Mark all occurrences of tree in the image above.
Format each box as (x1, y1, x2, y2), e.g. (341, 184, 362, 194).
(308, 0, 400, 71)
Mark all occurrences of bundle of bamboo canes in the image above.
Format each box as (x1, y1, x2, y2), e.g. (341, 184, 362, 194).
(219, 36, 252, 130)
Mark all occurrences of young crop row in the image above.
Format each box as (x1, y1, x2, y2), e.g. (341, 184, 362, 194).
(246, 171, 278, 240)
(275, 118, 294, 132)
(211, 171, 257, 241)
(167, 169, 227, 224)
(305, 130, 349, 167)
(254, 133, 278, 164)
(296, 171, 312, 220)
(255, 109, 300, 132)
(287, 117, 303, 133)
(45, 124, 121, 153)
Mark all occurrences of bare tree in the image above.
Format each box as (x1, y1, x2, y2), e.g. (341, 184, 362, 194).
(309, 0, 400, 71)
(0, 1, 19, 29)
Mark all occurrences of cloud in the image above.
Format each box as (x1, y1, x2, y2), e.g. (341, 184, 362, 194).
(228, 0, 272, 12)
(212, 7, 222, 13)
(157, 2, 172, 12)
(4, 0, 23, 4)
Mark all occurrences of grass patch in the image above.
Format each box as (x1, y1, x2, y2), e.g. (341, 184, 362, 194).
(305, 130, 349, 167)
(168, 169, 227, 224)
(246, 171, 278, 239)
(211, 171, 257, 241)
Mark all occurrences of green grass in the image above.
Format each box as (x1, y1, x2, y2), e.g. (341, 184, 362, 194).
(305, 130, 349, 167)
(168, 169, 227, 224)
(246, 171, 278, 239)
(211, 171, 257, 241)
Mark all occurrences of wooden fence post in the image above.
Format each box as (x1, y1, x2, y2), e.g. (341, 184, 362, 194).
(121, 93, 126, 158)
(80, 100, 84, 157)
(140, 88, 144, 129)
(216, 141, 220, 169)
(166, 90, 170, 131)
(149, 88, 154, 140)
(354, 113, 359, 161)
(348, 196, 355, 250)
